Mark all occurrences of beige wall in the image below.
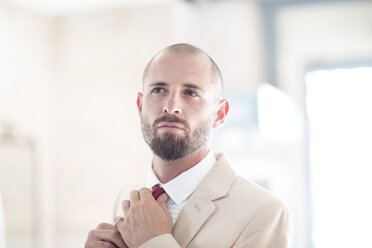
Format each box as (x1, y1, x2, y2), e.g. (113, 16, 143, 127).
(0, 1, 55, 247)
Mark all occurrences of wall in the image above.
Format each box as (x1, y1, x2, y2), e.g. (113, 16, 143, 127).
(0, 1, 55, 247)
(277, 1, 372, 104)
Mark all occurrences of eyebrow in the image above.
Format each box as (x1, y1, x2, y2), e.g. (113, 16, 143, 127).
(183, 83, 201, 90)
(149, 82, 202, 91)
(149, 82, 168, 87)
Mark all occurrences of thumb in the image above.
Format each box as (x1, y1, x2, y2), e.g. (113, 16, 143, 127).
(157, 193, 168, 210)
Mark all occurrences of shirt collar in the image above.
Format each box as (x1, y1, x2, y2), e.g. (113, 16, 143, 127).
(146, 149, 216, 205)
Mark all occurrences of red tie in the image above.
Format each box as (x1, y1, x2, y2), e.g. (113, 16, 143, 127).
(152, 185, 165, 200)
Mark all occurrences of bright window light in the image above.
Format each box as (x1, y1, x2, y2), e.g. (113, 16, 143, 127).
(306, 66, 372, 248)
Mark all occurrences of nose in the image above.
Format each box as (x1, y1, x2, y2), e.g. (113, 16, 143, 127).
(162, 94, 182, 114)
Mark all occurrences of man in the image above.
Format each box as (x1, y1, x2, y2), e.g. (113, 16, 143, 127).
(85, 43, 293, 248)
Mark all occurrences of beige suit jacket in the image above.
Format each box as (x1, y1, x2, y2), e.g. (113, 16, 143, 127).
(117, 153, 293, 248)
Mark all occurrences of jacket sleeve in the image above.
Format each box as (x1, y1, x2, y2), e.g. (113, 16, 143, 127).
(139, 234, 181, 248)
(233, 201, 293, 248)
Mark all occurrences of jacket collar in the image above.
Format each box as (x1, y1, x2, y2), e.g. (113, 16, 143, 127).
(172, 153, 236, 248)
(146, 149, 216, 205)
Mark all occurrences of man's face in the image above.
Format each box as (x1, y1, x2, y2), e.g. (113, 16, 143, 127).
(138, 52, 220, 161)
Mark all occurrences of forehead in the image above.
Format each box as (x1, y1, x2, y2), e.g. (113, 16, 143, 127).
(144, 52, 214, 88)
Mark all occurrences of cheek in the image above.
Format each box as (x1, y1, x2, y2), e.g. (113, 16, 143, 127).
(142, 98, 162, 116)
(189, 105, 216, 126)
(141, 100, 167, 127)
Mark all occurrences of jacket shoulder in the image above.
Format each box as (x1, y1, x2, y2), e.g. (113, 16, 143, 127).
(212, 153, 289, 216)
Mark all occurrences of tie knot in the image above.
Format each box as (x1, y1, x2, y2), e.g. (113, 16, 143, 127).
(152, 185, 165, 200)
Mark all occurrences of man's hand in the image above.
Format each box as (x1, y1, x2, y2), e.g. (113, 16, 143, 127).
(85, 223, 128, 248)
(117, 188, 172, 248)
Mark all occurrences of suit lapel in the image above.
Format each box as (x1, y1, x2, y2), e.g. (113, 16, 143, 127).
(172, 153, 236, 248)
(172, 181, 215, 248)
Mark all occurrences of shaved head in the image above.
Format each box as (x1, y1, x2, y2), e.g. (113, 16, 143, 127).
(143, 43, 224, 99)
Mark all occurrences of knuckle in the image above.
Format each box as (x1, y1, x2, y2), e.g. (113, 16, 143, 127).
(142, 196, 151, 204)
(84, 239, 92, 248)
(88, 229, 98, 239)
(96, 223, 107, 229)
(122, 200, 130, 208)
(107, 230, 117, 240)
(139, 187, 150, 194)
(130, 190, 138, 195)
(130, 204, 138, 213)
(100, 241, 114, 248)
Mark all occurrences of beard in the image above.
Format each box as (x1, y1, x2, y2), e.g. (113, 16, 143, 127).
(141, 114, 212, 161)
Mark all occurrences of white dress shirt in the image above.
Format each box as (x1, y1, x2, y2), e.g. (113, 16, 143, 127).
(146, 149, 216, 227)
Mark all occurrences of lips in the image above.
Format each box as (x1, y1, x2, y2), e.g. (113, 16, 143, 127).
(157, 122, 185, 130)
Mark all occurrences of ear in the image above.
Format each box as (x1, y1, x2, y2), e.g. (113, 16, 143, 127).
(137, 92, 143, 114)
(213, 98, 229, 129)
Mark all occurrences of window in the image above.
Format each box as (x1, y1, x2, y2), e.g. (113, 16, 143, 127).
(306, 66, 372, 248)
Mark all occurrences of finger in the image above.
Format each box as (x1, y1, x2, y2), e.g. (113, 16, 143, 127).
(85, 240, 117, 248)
(115, 216, 125, 232)
(122, 200, 130, 216)
(96, 223, 116, 230)
(130, 190, 140, 203)
(87, 229, 126, 248)
(115, 216, 128, 246)
(157, 193, 169, 212)
(160, 193, 169, 202)
(113, 217, 124, 229)
(101, 230, 127, 248)
(138, 187, 153, 201)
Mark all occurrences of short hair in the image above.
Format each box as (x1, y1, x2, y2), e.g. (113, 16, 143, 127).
(142, 43, 224, 99)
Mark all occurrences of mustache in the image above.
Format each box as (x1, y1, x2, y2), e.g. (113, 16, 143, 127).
(153, 114, 190, 130)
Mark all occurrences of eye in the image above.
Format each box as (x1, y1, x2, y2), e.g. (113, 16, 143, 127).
(151, 87, 167, 94)
(184, 90, 199, 97)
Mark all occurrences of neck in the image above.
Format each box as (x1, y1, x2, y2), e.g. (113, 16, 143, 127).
(152, 144, 210, 183)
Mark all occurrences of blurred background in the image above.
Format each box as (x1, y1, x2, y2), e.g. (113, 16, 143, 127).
(1, 0, 372, 247)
